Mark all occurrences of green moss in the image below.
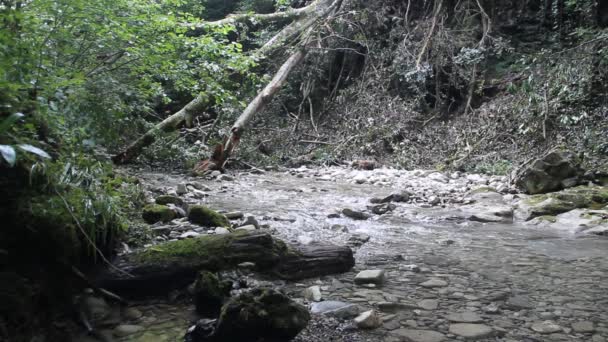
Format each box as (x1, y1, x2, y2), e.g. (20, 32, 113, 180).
(215, 288, 310, 341)
(523, 186, 608, 219)
(142, 204, 176, 224)
(188, 205, 230, 227)
(525, 194, 550, 206)
(132, 231, 289, 273)
(21, 188, 121, 261)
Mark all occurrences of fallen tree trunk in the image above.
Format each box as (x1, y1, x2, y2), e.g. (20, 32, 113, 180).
(96, 231, 354, 296)
(112, 95, 210, 164)
(112, 0, 342, 165)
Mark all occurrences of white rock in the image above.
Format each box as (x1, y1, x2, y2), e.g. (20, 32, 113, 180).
(428, 196, 440, 205)
(235, 225, 256, 232)
(214, 227, 230, 235)
(179, 231, 201, 239)
(297, 235, 315, 245)
(303, 285, 322, 302)
(354, 174, 368, 184)
(354, 310, 382, 329)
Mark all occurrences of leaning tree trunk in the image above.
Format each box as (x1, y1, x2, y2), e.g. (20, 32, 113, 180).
(112, 0, 342, 165)
(112, 95, 209, 164)
(96, 231, 354, 296)
(206, 48, 307, 171)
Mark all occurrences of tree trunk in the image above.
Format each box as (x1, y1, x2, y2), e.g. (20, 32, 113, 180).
(95, 231, 354, 296)
(112, 95, 209, 164)
(544, 0, 554, 28)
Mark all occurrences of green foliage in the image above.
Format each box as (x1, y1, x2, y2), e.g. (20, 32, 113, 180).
(0, 113, 50, 166)
(1, 0, 257, 149)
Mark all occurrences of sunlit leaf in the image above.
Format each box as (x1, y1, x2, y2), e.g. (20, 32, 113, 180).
(17, 144, 51, 159)
(0, 113, 24, 135)
(0, 145, 17, 166)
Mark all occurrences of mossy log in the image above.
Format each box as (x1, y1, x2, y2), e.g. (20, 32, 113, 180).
(96, 231, 354, 296)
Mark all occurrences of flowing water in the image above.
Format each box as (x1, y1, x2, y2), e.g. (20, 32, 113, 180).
(112, 169, 608, 342)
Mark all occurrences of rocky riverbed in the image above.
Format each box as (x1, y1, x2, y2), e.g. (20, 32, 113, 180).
(83, 165, 608, 342)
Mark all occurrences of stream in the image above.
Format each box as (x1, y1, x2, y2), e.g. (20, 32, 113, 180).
(104, 166, 608, 342)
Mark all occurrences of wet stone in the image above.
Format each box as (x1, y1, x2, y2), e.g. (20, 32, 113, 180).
(446, 312, 484, 323)
(391, 329, 446, 342)
(449, 323, 494, 340)
(378, 301, 416, 313)
(505, 295, 534, 310)
(225, 211, 244, 220)
(113, 324, 144, 337)
(571, 321, 595, 333)
(531, 321, 562, 334)
(123, 308, 143, 321)
(417, 299, 439, 310)
(342, 208, 370, 220)
(310, 301, 360, 319)
(354, 269, 385, 285)
(420, 278, 448, 288)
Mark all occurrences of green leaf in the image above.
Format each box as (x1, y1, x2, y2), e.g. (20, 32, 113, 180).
(0, 113, 25, 135)
(17, 144, 51, 159)
(0, 145, 17, 166)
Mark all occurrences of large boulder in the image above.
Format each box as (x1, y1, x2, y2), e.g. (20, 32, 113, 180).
(515, 149, 583, 194)
(213, 288, 310, 341)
